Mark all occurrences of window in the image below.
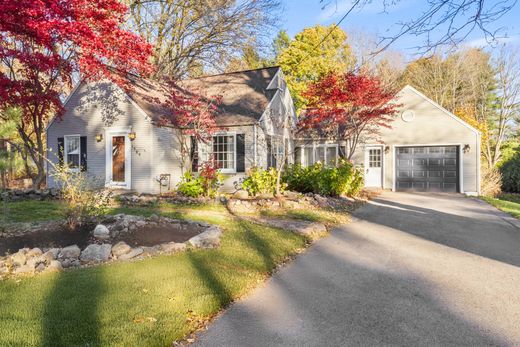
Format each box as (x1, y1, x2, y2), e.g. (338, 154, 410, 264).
(298, 144, 338, 167)
(65, 135, 80, 171)
(200, 134, 236, 173)
(326, 146, 338, 167)
(368, 149, 381, 168)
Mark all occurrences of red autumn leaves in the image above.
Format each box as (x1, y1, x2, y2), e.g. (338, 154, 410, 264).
(299, 72, 399, 145)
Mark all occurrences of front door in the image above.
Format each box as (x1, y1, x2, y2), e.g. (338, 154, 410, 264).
(112, 136, 126, 183)
(365, 146, 383, 187)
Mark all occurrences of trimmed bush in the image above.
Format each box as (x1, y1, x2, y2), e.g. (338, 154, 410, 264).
(283, 160, 364, 197)
(242, 167, 284, 197)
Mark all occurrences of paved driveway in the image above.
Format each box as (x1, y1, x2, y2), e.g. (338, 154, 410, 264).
(195, 192, 520, 346)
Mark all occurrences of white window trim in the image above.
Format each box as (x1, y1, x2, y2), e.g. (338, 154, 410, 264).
(296, 143, 339, 167)
(64, 134, 81, 173)
(200, 132, 237, 174)
(105, 126, 132, 189)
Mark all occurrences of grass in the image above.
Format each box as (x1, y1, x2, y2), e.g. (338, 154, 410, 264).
(0, 200, 347, 346)
(1, 200, 66, 223)
(482, 194, 520, 220)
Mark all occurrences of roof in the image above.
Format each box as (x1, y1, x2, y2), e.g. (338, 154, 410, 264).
(126, 66, 281, 126)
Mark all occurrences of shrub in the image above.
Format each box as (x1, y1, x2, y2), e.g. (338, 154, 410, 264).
(500, 151, 520, 193)
(177, 172, 204, 198)
(199, 160, 222, 198)
(480, 164, 502, 197)
(177, 161, 223, 198)
(242, 167, 284, 196)
(283, 160, 364, 197)
(50, 164, 111, 229)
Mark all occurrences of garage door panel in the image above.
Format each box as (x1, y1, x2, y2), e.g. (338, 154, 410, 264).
(396, 146, 459, 193)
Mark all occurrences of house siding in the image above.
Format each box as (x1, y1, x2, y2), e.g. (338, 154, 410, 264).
(47, 81, 156, 192)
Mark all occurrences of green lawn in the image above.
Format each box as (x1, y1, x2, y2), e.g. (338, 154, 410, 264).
(482, 194, 520, 220)
(0, 201, 334, 346)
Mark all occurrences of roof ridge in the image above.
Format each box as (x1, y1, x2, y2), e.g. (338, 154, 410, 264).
(184, 66, 280, 81)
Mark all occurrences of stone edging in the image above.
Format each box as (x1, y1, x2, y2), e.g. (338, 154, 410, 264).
(0, 214, 222, 278)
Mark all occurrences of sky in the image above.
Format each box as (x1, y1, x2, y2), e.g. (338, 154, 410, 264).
(278, 0, 520, 57)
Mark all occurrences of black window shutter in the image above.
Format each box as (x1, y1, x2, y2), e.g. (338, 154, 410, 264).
(57, 137, 64, 166)
(80, 136, 87, 172)
(190, 136, 198, 172)
(339, 145, 346, 159)
(236, 134, 245, 172)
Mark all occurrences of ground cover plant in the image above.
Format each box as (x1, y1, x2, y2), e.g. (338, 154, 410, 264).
(0, 199, 347, 346)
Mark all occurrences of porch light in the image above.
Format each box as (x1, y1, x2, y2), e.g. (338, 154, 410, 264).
(129, 132, 136, 141)
(384, 145, 390, 154)
(95, 134, 103, 142)
(463, 144, 470, 153)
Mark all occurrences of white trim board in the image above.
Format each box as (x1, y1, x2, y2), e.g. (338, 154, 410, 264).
(105, 126, 132, 189)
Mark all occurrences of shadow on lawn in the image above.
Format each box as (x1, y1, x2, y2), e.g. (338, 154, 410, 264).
(42, 268, 106, 347)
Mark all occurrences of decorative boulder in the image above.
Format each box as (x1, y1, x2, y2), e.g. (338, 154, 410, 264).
(118, 247, 143, 260)
(93, 224, 110, 239)
(46, 260, 63, 272)
(26, 248, 43, 258)
(11, 250, 28, 266)
(233, 190, 249, 200)
(112, 241, 132, 258)
(59, 245, 81, 259)
(188, 226, 222, 248)
(80, 244, 112, 262)
(160, 242, 187, 253)
(14, 262, 35, 274)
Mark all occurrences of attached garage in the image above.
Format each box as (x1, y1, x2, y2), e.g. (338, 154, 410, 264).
(395, 146, 459, 192)
(295, 85, 481, 196)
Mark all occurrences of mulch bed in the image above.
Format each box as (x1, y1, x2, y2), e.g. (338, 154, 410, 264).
(0, 222, 201, 256)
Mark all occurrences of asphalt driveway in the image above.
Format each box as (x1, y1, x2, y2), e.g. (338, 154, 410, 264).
(195, 192, 520, 346)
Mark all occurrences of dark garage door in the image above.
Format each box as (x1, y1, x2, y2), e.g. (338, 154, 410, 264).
(396, 146, 459, 192)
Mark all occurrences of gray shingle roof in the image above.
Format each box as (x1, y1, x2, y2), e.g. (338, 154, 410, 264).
(127, 66, 280, 126)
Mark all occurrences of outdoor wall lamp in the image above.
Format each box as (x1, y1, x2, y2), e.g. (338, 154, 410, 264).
(463, 144, 470, 153)
(384, 145, 390, 154)
(95, 134, 103, 142)
(129, 132, 136, 141)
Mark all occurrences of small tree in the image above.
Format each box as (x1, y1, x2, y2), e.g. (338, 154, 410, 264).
(158, 82, 222, 174)
(299, 72, 399, 159)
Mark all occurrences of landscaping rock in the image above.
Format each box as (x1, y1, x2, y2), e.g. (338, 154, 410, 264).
(141, 246, 160, 257)
(41, 250, 57, 263)
(35, 263, 46, 272)
(93, 224, 110, 239)
(188, 227, 221, 248)
(11, 250, 28, 266)
(118, 247, 143, 260)
(14, 262, 35, 274)
(46, 260, 63, 272)
(160, 242, 187, 253)
(112, 241, 131, 258)
(59, 245, 81, 259)
(233, 190, 249, 199)
(257, 192, 274, 199)
(80, 244, 112, 262)
(26, 248, 43, 258)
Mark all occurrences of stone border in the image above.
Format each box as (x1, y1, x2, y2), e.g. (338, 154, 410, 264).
(1, 188, 60, 201)
(0, 214, 222, 278)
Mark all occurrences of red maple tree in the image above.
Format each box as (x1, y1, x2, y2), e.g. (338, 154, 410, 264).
(0, 0, 153, 187)
(158, 81, 222, 173)
(299, 72, 399, 159)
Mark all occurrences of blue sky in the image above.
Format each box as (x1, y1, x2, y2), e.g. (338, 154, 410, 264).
(279, 0, 520, 56)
